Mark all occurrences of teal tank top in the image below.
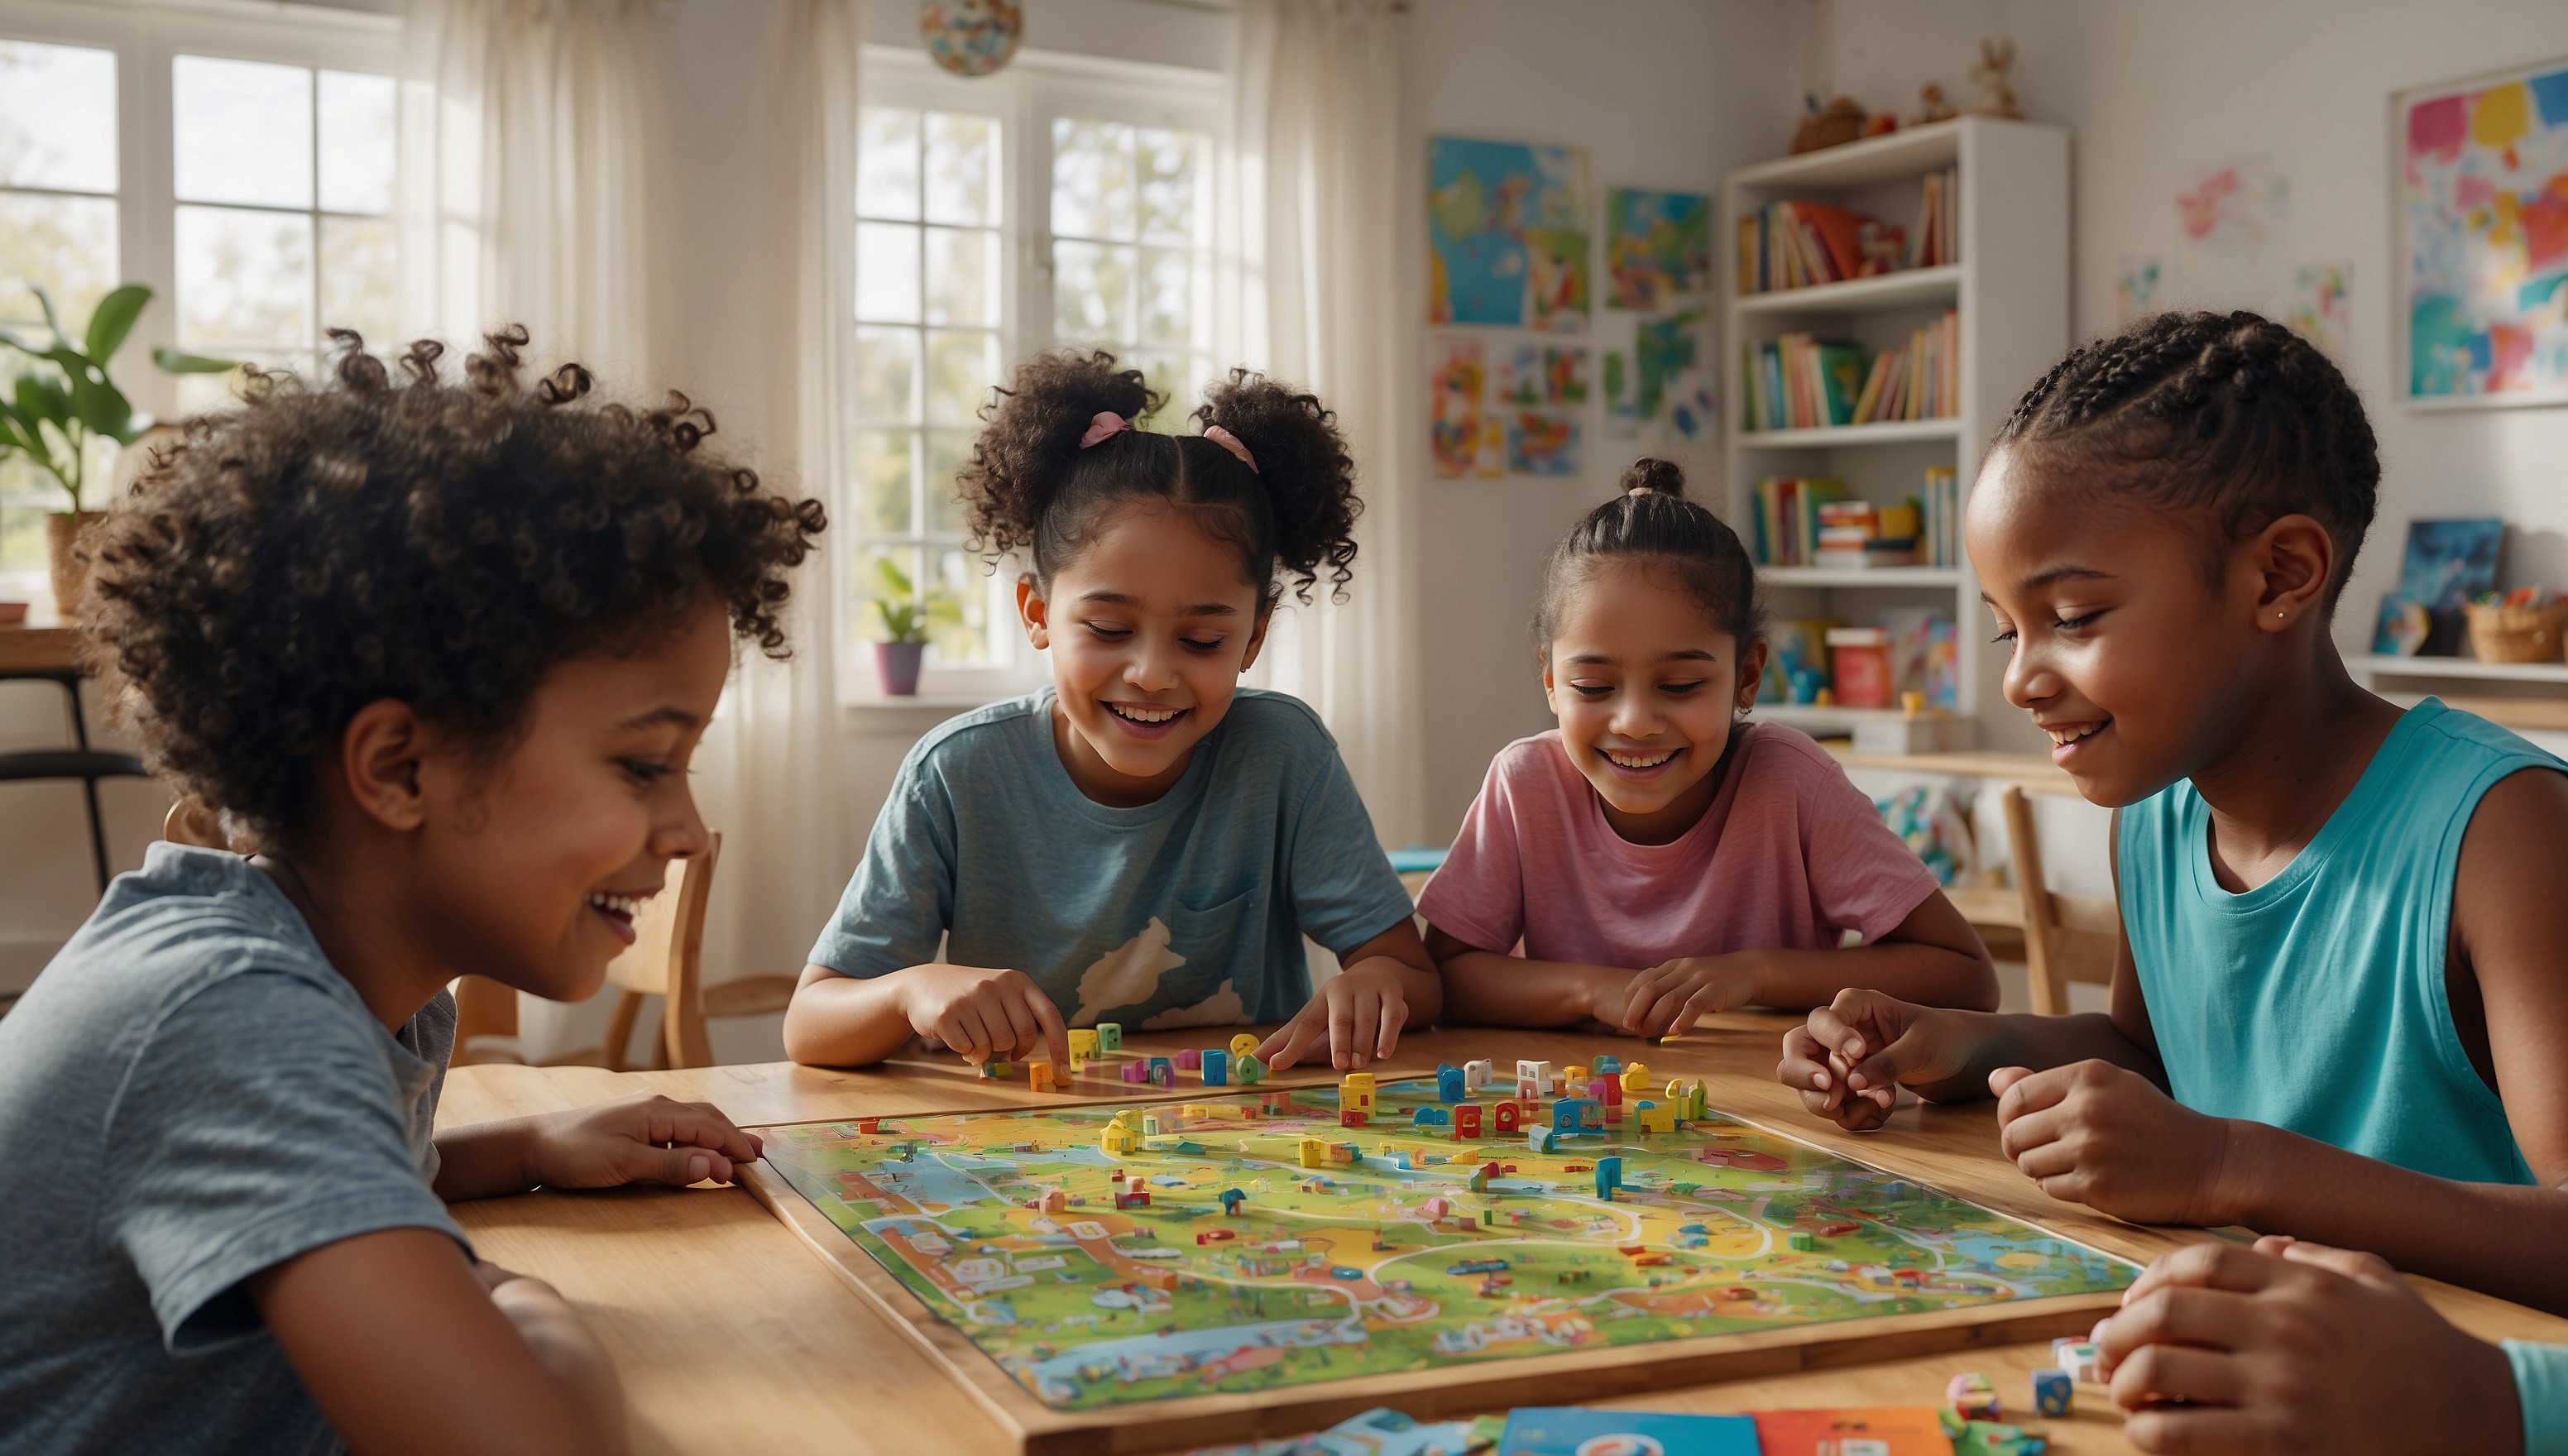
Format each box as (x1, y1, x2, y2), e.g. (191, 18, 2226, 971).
(2118, 697, 2549, 1186)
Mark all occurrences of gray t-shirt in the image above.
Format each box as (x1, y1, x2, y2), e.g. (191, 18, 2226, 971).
(809, 687, 1416, 1028)
(0, 843, 465, 1456)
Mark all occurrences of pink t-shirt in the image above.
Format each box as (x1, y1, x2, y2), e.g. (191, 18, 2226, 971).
(1418, 723, 1942, 969)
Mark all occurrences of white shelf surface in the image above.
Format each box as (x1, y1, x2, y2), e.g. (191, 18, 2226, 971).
(1729, 118, 1964, 191)
(1752, 702, 1924, 726)
(1737, 418, 1962, 449)
(1761, 565, 1962, 587)
(2349, 654, 2568, 684)
(1732, 265, 1961, 318)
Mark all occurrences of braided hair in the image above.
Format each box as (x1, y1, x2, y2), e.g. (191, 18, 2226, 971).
(1533, 457, 1766, 660)
(956, 350, 1362, 605)
(1994, 309, 2379, 605)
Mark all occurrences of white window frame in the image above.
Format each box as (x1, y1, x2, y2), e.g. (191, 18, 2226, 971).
(848, 44, 1221, 707)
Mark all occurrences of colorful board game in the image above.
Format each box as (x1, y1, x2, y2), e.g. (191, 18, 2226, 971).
(758, 1073, 2135, 1415)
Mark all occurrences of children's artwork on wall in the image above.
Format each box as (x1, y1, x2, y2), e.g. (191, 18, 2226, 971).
(1605, 186, 1713, 309)
(2114, 255, 2163, 327)
(1502, 408, 1581, 476)
(1428, 336, 1498, 479)
(2291, 261, 2352, 357)
(2396, 59, 2568, 408)
(1493, 342, 1588, 410)
(2392, 516, 2504, 655)
(1635, 308, 1716, 443)
(2177, 158, 2274, 249)
(1602, 349, 1637, 438)
(1428, 137, 1591, 332)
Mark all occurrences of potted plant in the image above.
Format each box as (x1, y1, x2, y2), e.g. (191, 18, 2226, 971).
(0, 283, 232, 615)
(863, 553, 962, 696)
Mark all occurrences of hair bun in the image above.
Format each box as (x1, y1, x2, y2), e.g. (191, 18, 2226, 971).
(1619, 457, 1686, 499)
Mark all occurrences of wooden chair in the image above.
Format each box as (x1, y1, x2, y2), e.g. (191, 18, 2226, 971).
(1997, 784, 2122, 1014)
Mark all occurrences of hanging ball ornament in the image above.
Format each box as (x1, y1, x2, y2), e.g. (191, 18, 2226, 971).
(920, 0, 1023, 79)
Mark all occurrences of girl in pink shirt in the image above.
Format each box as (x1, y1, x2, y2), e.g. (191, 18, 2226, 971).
(1421, 459, 1997, 1037)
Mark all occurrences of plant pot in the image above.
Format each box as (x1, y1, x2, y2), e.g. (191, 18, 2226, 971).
(46, 511, 103, 621)
(874, 640, 927, 697)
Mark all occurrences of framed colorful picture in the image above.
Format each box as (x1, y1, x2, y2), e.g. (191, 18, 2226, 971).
(2393, 59, 2568, 409)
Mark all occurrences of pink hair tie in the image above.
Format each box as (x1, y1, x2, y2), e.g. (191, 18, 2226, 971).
(1202, 424, 1258, 473)
(1079, 412, 1131, 448)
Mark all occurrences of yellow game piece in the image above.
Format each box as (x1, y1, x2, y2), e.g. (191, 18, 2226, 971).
(1231, 1032, 1261, 1058)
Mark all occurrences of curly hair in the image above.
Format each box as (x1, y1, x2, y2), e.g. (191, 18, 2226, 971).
(954, 350, 1362, 604)
(1532, 457, 1766, 661)
(1995, 309, 2380, 606)
(80, 327, 828, 851)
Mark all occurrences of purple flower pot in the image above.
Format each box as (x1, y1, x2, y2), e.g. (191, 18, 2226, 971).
(874, 640, 926, 696)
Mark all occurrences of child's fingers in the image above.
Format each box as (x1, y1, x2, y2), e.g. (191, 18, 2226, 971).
(1801, 1003, 1867, 1063)
(1015, 984, 1071, 1071)
(655, 1099, 764, 1165)
(2109, 1343, 2251, 1411)
(1266, 1008, 1326, 1071)
(940, 1006, 993, 1064)
(2099, 1285, 2255, 1365)
(632, 1142, 736, 1187)
(1995, 1099, 2069, 1162)
(1991, 1063, 2074, 1122)
(1373, 995, 1406, 1060)
(2121, 1407, 2271, 1456)
(2121, 1242, 2284, 1305)
(2271, 1240, 2399, 1287)
(1330, 986, 1365, 1070)
(993, 989, 1047, 1062)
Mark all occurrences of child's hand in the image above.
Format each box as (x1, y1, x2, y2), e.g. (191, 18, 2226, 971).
(1258, 960, 1410, 1073)
(896, 962, 1071, 1070)
(523, 1093, 765, 1189)
(1618, 952, 1765, 1037)
(1776, 989, 1976, 1131)
(2096, 1238, 2522, 1455)
(1991, 1061, 2234, 1224)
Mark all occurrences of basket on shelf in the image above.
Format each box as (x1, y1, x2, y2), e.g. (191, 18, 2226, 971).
(2463, 600, 2568, 663)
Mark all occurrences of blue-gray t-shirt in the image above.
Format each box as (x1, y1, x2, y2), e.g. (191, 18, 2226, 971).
(808, 687, 1416, 1029)
(0, 843, 466, 1456)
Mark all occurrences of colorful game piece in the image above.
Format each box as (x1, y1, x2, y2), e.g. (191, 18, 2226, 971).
(1028, 1061, 1056, 1092)
(1636, 1099, 1674, 1134)
(1119, 1060, 1147, 1085)
(1493, 1100, 1521, 1133)
(2051, 1339, 2101, 1383)
(1201, 1048, 1229, 1086)
(1435, 1064, 1466, 1102)
(2031, 1367, 2072, 1417)
(1176, 1048, 1200, 1070)
(1788, 1230, 1816, 1251)
(1593, 1155, 1622, 1200)
(1233, 1052, 1264, 1085)
(855, 1118, 880, 1133)
(1516, 1059, 1554, 1099)
(1462, 1058, 1492, 1090)
(1341, 1109, 1367, 1128)
(1219, 1188, 1246, 1215)
(1454, 1104, 1482, 1138)
(1529, 1124, 1559, 1153)
(1411, 1106, 1449, 1128)
(982, 1058, 1010, 1080)
(1621, 1061, 1648, 1091)
(1099, 1123, 1137, 1155)
(1598, 1075, 1622, 1106)
(1298, 1137, 1326, 1168)
(1095, 1023, 1122, 1051)
(1948, 1372, 2001, 1423)
(1340, 1071, 1376, 1113)
(1230, 1032, 1259, 1057)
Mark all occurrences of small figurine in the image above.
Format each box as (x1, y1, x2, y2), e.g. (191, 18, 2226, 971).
(1912, 80, 1958, 125)
(1790, 93, 1870, 154)
(1967, 37, 2022, 119)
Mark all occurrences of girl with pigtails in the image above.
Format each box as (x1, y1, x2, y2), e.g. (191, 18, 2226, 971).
(784, 352, 1438, 1075)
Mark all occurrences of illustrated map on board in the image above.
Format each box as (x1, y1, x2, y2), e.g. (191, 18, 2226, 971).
(760, 1073, 2136, 1411)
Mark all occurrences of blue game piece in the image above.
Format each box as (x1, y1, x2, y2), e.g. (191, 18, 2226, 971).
(1147, 1060, 1172, 1088)
(1202, 1048, 1229, 1086)
(1593, 1054, 1622, 1077)
(1593, 1155, 1623, 1201)
(2032, 1367, 2073, 1417)
(1435, 1063, 1465, 1103)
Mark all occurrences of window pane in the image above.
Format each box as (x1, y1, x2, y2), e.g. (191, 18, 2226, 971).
(1137, 128, 1198, 245)
(1050, 118, 1134, 241)
(319, 216, 397, 349)
(855, 325, 919, 423)
(1052, 240, 1130, 344)
(924, 112, 998, 228)
(1138, 248, 1191, 347)
(925, 228, 997, 327)
(855, 542, 924, 640)
(926, 429, 971, 534)
(927, 545, 994, 667)
(857, 108, 919, 221)
(175, 55, 313, 208)
(854, 430, 915, 534)
(177, 204, 314, 349)
(0, 193, 117, 328)
(175, 349, 309, 417)
(856, 222, 920, 323)
(318, 70, 395, 215)
(1133, 351, 1189, 430)
(925, 330, 996, 427)
(0, 41, 116, 192)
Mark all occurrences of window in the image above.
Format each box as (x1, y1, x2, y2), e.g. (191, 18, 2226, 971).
(847, 51, 1219, 693)
(170, 55, 395, 414)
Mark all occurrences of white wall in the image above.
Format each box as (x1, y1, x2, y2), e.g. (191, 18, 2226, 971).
(1406, 0, 1819, 838)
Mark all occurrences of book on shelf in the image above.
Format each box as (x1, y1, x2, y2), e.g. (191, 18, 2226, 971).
(1742, 333, 1870, 432)
(1845, 309, 1958, 424)
(1751, 475, 1847, 567)
(1734, 170, 1958, 295)
(1919, 465, 1958, 567)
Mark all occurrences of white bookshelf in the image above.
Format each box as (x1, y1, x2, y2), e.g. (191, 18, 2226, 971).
(1724, 116, 2070, 752)
(2348, 654, 2568, 686)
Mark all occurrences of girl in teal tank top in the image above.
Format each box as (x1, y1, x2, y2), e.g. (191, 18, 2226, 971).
(1775, 310, 2568, 1375)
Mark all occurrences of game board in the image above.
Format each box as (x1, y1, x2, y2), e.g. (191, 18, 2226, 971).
(743, 1075, 2136, 1455)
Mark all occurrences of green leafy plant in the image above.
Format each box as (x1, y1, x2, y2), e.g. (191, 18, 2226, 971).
(0, 282, 234, 514)
(865, 553, 963, 645)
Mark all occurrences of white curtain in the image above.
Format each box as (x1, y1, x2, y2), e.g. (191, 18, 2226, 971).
(1221, 0, 1425, 850)
(684, 0, 861, 1006)
(396, 0, 669, 384)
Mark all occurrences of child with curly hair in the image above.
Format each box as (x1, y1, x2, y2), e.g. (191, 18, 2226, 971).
(784, 352, 1435, 1075)
(1779, 311, 2568, 1320)
(0, 328, 824, 1454)
(1423, 459, 1995, 1037)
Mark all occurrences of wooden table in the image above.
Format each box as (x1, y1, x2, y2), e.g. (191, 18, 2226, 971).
(438, 1018, 2568, 1455)
(1830, 749, 2079, 796)
(0, 625, 79, 678)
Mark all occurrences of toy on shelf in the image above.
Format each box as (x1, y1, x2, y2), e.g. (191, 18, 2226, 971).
(1967, 37, 2021, 119)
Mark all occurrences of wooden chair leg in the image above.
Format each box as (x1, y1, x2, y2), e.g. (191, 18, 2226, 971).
(603, 989, 645, 1074)
(2000, 786, 2072, 1015)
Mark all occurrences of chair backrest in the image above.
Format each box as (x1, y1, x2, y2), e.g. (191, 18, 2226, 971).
(1998, 785, 2121, 1014)
(603, 833, 721, 1066)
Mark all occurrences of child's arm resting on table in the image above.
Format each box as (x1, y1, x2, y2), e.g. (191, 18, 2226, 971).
(781, 961, 1071, 1070)
(1258, 917, 1441, 1073)
(2094, 1238, 2527, 1456)
(1426, 922, 1631, 1030)
(249, 1227, 625, 1456)
(434, 1094, 766, 1201)
(1618, 888, 1999, 1033)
